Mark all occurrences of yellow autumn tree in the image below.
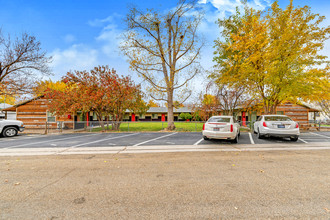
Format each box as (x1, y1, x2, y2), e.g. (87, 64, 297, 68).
(0, 94, 16, 105)
(212, 1, 330, 114)
(33, 80, 67, 96)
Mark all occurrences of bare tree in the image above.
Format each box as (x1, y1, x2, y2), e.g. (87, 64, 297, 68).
(215, 84, 246, 115)
(121, 0, 204, 130)
(318, 100, 330, 120)
(0, 29, 51, 96)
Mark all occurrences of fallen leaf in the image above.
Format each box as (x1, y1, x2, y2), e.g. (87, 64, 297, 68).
(234, 207, 238, 210)
(260, 170, 265, 173)
(232, 164, 235, 166)
(4, 179, 8, 183)
(14, 182, 20, 186)
(104, 161, 107, 163)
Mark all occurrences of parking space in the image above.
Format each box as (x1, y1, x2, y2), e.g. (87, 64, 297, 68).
(0, 131, 329, 150)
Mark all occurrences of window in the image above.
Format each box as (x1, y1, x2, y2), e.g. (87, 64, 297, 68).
(124, 114, 129, 120)
(139, 114, 145, 119)
(265, 116, 292, 121)
(276, 111, 284, 115)
(152, 113, 158, 119)
(208, 117, 231, 123)
(47, 111, 56, 122)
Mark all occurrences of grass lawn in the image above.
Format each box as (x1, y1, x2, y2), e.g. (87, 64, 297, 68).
(91, 122, 204, 132)
(91, 122, 251, 132)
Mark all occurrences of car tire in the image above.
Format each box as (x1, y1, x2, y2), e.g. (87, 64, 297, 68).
(2, 127, 18, 137)
(290, 136, 299, 142)
(203, 136, 209, 140)
(257, 129, 264, 139)
(232, 134, 238, 143)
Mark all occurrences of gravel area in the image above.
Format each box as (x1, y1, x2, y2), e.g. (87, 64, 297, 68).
(1, 150, 330, 219)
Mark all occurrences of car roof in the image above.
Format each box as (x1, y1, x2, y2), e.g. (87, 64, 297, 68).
(210, 116, 232, 118)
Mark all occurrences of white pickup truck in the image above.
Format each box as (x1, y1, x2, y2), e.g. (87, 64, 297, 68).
(0, 120, 25, 137)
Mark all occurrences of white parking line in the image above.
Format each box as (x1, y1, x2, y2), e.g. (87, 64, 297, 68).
(69, 133, 139, 148)
(3, 133, 101, 149)
(298, 138, 308, 143)
(193, 138, 204, 145)
(133, 133, 178, 146)
(309, 132, 330, 139)
(249, 132, 255, 145)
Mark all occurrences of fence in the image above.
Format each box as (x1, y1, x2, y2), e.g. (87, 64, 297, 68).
(22, 120, 330, 134)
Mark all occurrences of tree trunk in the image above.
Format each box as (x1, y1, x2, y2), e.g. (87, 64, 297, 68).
(96, 113, 105, 131)
(264, 101, 277, 114)
(167, 89, 176, 130)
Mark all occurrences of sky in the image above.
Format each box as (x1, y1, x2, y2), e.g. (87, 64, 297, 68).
(1, 0, 330, 100)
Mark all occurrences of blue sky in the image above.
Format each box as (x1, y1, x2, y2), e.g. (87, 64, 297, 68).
(1, 0, 330, 94)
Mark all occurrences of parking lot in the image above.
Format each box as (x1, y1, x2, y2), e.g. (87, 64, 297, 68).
(0, 131, 329, 151)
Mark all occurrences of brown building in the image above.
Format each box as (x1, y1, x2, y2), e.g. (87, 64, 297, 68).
(2, 96, 74, 132)
(2, 97, 193, 132)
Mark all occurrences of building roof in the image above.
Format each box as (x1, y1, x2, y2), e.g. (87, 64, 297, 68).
(125, 107, 192, 113)
(147, 107, 192, 113)
(0, 103, 13, 110)
(1, 96, 44, 111)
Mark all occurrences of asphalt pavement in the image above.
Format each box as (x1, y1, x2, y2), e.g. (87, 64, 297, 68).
(1, 131, 329, 149)
(1, 150, 329, 219)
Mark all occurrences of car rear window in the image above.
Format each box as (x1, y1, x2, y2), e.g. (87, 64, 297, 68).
(264, 116, 292, 121)
(208, 117, 231, 123)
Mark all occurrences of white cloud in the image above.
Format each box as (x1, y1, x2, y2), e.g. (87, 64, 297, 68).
(50, 44, 99, 79)
(96, 23, 122, 58)
(49, 14, 132, 80)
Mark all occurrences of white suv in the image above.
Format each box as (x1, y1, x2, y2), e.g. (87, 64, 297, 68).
(0, 120, 25, 137)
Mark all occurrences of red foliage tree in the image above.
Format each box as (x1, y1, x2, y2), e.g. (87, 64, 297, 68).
(47, 66, 147, 130)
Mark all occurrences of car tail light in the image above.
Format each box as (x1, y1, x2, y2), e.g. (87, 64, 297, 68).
(203, 123, 205, 130)
(296, 123, 299, 128)
(230, 124, 233, 132)
(263, 122, 267, 127)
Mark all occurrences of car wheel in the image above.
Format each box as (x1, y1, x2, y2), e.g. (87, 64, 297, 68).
(2, 127, 18, 137)
(203, 136, 209, 140)
(232, 134, 238, 144)
(290, 136, 299, 142)
(257, 129, 264, 139)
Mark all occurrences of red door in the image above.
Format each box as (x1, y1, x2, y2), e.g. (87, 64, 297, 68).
(132, 113, 136, 122)
(161, 114, 165, 122)
(242, 112, 246, 126)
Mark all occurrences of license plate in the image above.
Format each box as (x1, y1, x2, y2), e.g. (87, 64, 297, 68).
(277, 125, 285, 128)
(213, 128, 220, 131)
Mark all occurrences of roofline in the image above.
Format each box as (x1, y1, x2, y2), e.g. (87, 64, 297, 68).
(1, 95, 44, 111)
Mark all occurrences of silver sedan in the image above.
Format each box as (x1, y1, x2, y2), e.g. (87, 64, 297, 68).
(253, 115, 300, 141)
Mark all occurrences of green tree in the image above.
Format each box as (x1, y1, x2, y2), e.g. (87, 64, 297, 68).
(179, 112, 192, 121)
(213, 1, 330, 114)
